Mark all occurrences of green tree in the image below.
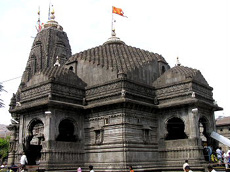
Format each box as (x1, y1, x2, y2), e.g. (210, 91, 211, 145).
(0, 83, 5, 108)
(0, 136, 10, 165)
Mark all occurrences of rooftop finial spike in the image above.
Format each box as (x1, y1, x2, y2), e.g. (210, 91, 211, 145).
(50, 5, 55, 20)
(176, 57, 181, 66)
(36, 6, 42, 32)
(112, 29, 116, 37)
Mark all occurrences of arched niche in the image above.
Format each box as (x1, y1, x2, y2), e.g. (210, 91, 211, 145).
(56, 118, 78, 142)
(165, 117, 188, 140)
(27, 118, 45, 145)
(25, 118, 44, 165)
(198, 116, 212, 145)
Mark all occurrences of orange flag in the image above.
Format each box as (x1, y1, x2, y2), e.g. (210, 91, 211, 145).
(112, 6, 126, 17)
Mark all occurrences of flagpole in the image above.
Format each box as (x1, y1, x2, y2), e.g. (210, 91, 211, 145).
(48, 1, 51, 20)
(111, 6, 114, 36)
(37, 6, 41, 32)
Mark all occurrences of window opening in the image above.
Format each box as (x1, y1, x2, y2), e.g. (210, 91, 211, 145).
(161, 66, 166, 74)
(104, 118, 109, 125)
(56, 119, 77, 142)
(69, 66, 73, 71)
(143, 129, 150, 143)
(165, 117, 187, 140)
(95, 130, 103, 144)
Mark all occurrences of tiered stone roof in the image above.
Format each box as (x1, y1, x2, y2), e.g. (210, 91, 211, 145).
(27, 66, 86, 87)
(153, 65, 209, 87)
(68, 39, 167, 73)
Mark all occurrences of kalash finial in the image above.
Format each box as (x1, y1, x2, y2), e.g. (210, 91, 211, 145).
(43, 4, 63, 31)
(50, 7, 55, 20)
(111, 29, 116, 37)
(176, 57, 181, 66)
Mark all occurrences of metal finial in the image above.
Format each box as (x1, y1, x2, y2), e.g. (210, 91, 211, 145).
(176, 57, 181, 66)
(37, 6, 41, 32)
(112, 29, 116, 37)
(50, 6, 55, 20)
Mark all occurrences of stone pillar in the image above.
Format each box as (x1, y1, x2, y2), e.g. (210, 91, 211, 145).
(44, 110, 53, 144)
(7, 123, 18, 165)
(188, 107, 199, 139)
(41, 110, 53, 164)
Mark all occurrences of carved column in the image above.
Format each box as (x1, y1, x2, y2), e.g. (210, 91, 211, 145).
(188, 107, 199, 139)
(7, 123, 19, 165)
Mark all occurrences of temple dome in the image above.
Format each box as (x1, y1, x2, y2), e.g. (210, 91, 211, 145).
(69, 40, 167, 73)
(67, 38, 169, 86)
(153, 65, 209, 87)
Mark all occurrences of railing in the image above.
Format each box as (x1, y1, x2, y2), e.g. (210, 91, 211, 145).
(0, 165, 42, 172)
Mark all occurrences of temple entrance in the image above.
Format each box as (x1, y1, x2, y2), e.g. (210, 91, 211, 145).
(199, 117, 212, 161)
(26, 119, 44, 165)
(165, 117, 188, 140)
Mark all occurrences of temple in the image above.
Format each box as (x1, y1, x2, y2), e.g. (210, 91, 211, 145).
(7, 9, 222, 172)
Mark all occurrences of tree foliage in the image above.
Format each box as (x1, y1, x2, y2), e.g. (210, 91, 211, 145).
(0, 136, 10, 164)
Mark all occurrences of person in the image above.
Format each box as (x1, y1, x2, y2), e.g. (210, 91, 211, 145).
(183, 160, 189, 172)
(10, 163, 18, 172)
(216, 147, 222, 164)
(0, 165, 4, 172)
(223, 151, 229, 169)
(89, 165, 94, 172)
(207, 165, 216, 172)
(78, 167, 82, 172)
(211, 152, 218, 163)
(129, 166, 134, 172)
(227, 149, 230, 163)
(207, 146, 213, 162)
(184, 166, 193, 172)
(20, 151, 28, 172)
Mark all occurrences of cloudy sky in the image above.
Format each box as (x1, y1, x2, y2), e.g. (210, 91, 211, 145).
(0, 0, 229, 124)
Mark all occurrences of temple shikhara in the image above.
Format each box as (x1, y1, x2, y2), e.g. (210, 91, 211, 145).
(7, 8, 222, 172)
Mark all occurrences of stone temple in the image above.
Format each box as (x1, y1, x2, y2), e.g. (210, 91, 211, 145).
(7, 11, 222, 172)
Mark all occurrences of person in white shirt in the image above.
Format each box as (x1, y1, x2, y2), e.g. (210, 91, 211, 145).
(20, 152, 28, 172)
(183, 160, 189, 172)
(223, 151, 229, 169)
(184, 166, 193, 172)
(89, 165, 94, 172)
(207, 165, 216, 172)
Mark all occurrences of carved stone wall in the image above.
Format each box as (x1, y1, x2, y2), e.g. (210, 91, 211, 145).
(86, 79, 155, 105)
(84, 105, 158, 170)
(20, 80, 85, 106)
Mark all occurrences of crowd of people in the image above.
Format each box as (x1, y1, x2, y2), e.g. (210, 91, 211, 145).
(183, 160, 217, 172)
(204, 146, 230, 169)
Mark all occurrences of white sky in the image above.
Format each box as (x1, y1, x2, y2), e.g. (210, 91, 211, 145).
(0, 0, 229, 124)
